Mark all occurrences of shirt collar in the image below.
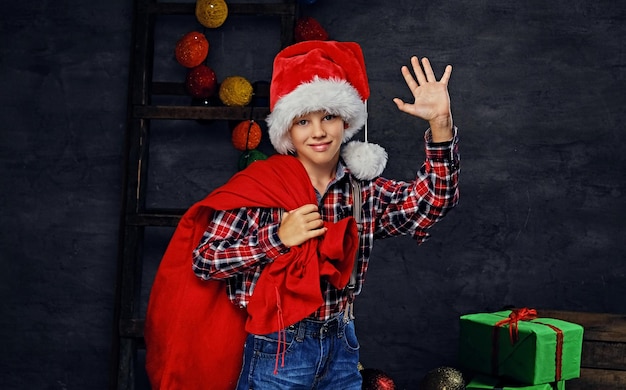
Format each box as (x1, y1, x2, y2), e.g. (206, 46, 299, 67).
(335, 159, 349, 182)
(313, 160, 350, 202)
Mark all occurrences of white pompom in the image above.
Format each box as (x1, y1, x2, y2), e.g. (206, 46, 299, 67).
(341, 141, 388, 180)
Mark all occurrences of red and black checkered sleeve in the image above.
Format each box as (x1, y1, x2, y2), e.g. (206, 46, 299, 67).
(192, 207, 287, 280)
(375, 127, 460, 243)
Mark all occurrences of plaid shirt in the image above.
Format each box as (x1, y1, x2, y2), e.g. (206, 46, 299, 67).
(193, 128, 460, 321)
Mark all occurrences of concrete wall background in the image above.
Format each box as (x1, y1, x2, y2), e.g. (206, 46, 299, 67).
(1, 0, 625, 388)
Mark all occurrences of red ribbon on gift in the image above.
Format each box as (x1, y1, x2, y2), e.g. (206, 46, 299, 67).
(534, 321, 565, 381)
(496, 307, 538, 344)
(490, 308, 565, 381)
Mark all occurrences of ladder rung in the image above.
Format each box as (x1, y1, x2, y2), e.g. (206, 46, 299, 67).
(119, 318, 145, 339)
(126, 210, 184, 226)
(151, 81, 270, 97)
(143, 2, 296, 16)
(133, 105, 270, 121)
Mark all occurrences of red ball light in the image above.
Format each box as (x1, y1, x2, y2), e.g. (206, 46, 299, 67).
(175, 31, 209, 68)
(361, 368, 397, 390)
(294, 16, 329, 42)
(186, 65, 217, 99)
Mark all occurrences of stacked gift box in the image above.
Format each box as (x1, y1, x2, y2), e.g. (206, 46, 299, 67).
(458, 308, 584, 390)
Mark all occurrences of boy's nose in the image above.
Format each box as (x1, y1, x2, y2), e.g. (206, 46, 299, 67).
(312, 121, 327, 137)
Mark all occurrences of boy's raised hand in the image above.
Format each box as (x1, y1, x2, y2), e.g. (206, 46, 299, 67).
(393, 56, 453, 142)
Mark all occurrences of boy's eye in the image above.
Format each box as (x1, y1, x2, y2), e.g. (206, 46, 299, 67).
(323, 114, 335, 121)
(296, 119, 308, 126)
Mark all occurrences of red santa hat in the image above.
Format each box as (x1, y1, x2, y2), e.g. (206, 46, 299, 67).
(266, 40, 387, 180)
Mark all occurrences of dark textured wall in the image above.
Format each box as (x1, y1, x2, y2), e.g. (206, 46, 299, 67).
(1, 1, 132, 389)
(1, 1, 625, 389)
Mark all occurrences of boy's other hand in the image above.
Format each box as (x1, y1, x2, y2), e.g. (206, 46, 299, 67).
(278, 204, 327, 247)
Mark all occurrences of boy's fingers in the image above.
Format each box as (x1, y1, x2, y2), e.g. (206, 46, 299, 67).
(421, 57, 437, 82)
(411, 56, 427, 85)
(440, 65, 453, 84)
(401, 65, 419, 91)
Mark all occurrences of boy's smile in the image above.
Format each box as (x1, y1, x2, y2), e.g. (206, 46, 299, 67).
(309, 141, 332, 152)
(289, 110, 345, 171)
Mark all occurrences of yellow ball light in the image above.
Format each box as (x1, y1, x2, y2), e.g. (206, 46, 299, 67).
(196, 0, 229, 29)
(219, 76, 253, 107)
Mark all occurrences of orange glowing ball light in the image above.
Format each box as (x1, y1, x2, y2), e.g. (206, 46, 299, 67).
(231, 120, 262, 151)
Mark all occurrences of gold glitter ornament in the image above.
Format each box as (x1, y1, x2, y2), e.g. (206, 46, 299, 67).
(195, 0, 229, 28)
(219, 76, 253, 107)
(418, 366, 465, 390)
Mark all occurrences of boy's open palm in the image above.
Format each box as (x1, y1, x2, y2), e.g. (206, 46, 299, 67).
(393, 56, 453, 137)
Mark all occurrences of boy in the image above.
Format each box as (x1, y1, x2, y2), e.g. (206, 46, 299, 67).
(144, 40, 459, 390)
(192, 40, 459, 388)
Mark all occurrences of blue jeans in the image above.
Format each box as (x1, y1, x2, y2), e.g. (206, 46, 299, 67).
(236, 312, 362, 389)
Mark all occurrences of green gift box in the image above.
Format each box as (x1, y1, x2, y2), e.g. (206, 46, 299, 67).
(466, 374, 565, 390)
(459, 309, 583, 385)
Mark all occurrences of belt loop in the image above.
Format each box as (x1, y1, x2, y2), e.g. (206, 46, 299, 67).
(343, 300, 355, 323)
(337, 312, 346, 339)
(295, 320, 306, 342)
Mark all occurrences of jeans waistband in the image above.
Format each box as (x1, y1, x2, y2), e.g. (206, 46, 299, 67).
(287, 312, 345, 339)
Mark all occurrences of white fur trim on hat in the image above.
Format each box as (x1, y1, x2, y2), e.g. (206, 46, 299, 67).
(266, 76, 367, 155)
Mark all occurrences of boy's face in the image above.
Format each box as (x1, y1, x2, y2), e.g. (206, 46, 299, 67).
(288, 110, 345, 171)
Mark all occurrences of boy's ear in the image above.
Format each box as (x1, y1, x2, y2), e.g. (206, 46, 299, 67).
(344, 121, 350, 129)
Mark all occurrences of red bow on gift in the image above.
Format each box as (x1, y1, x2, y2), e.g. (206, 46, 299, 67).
(495, 307, 538, 344)
(491, 307, 565, 381)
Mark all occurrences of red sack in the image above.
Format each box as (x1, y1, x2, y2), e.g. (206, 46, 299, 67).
(144, 155, 358, 389)
(144, 202, 248, 390)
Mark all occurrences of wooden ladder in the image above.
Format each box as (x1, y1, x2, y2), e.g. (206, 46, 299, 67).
(109, 1, 297, 388)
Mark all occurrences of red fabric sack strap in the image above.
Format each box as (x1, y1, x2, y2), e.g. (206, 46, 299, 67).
(207, 154, 359, 334)
(245, 217, 358, 335)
